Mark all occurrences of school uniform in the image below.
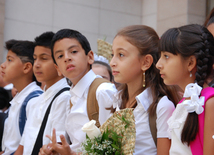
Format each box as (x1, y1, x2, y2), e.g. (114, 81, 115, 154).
(65, 70, 117, 152)
(20, 78, 71, 155)
(113, 88, 175, 155)
(1, 82, 42, 155)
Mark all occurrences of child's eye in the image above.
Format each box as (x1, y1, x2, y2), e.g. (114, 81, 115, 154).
(71, 50, 77, 54)
(164, 55, 169, 59)
(119, 53, 124, 57)
(7, 58, 12, 62)
(57, 54, 63, 59)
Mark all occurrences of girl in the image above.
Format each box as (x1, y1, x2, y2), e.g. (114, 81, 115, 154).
(156, 24, 214, 155)
(110, 25, 180, 155)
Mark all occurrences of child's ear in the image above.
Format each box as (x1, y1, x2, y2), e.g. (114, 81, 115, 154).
(23, 62, 33, 74)
(187, 55, 197, 72)
(87, 50, 94, 65)
(54, 64, 63, 76)
(141, 54, 153, 71)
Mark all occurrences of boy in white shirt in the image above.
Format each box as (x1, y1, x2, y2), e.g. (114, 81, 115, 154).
(14, 32, 71, 155)
(0, 40, 43, 155)
(39, 29, 117, 155)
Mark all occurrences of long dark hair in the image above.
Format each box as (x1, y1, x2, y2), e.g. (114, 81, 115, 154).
(159, 24, 214, 145)
(110, 25, 180, 116)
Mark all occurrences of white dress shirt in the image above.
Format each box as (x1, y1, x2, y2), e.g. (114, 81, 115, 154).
(20, 78, 71, 155)
(114, 88, 175, 155)
(2, 82, 42, 155)
(168, 103, 192, 155)
(65, 70, 117, 152)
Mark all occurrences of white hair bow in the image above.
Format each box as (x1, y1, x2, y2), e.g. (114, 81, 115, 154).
(182, 83, 205, 115)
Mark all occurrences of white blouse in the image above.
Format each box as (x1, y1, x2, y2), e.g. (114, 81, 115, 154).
(114, 88, 175, 155)
(168, 103, 192, 155)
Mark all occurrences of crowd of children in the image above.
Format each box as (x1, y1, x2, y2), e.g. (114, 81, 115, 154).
(0, 9, 214, 155)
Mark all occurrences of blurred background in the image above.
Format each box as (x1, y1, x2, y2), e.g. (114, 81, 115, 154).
(0, 0, 213, 64)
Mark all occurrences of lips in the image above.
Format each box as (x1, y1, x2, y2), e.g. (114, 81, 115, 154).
(112, 71, 119, 75)
(66, 64, 75, 71)
(34, 71, 43, 75)
(1, 71, 5, 77)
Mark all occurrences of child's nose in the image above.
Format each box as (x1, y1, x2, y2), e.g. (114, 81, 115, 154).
(110, 57, 116, 67)
(0, 62, 6, 69)
(64, 52, 71, 62)
(156, 59, 162, 70)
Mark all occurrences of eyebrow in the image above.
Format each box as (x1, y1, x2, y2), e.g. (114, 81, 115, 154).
(54, 45, 79, 55)
(34, 53, 51, 57)
(7, 55, 14, 59)
(117, 47, 127, 52)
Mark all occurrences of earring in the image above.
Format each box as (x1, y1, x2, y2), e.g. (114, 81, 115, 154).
(143, 72, 145, 87)
(190, 71, 192, 77)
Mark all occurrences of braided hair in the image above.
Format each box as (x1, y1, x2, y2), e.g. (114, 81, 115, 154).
(159, 24, 214, 145)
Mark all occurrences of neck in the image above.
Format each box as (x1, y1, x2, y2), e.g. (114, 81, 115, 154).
(13, 77, 33, 92)
(126, 79, 143, 108)
(45, 76, 63, 90)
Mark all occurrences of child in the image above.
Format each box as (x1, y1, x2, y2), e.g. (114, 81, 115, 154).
(15, 32, 71, 155)
(109, 25, 179, 155)
(0, 40, 43, 155)
(92, 54, 113, 82)
(39, 29, 117, 155)
(156, 24, 214, 154)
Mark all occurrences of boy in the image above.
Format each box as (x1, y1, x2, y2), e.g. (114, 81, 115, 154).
(16, 32, 71, 155)
(0, 40, 43, 155)
(39, 29, 117, 155)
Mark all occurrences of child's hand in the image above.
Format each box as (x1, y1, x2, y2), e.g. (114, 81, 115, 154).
(0, 151, 4, 155)
(46, 128, 76, 155)
(39, 143, 55, 155)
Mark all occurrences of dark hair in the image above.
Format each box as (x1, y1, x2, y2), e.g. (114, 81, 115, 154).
(204, 7, 214, 27)
(93, 61, 113, 82)
(110, 25, 180, 115)
(35, 31, 55, 48)
(159, 24, 214, 145)
(0, 87, 10, 109)
(51, 29, 91, 64)
(5, 39, 38, 83)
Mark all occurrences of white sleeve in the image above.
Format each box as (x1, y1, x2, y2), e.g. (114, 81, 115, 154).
(156, 96, 175, 138)
(96, 82, 117, 125)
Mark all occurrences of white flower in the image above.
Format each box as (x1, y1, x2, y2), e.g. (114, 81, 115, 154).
(81, 120, 101, 139)
(182, 83, 205, 115)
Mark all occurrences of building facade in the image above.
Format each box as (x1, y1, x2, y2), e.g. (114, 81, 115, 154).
(0, 0, 212, 64)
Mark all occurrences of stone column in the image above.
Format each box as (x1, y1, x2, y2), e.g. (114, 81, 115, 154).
(142, 0, 206, 37)
(0, 0, 5, 64)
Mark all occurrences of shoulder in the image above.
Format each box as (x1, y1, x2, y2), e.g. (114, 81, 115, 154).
(157, 96, 175, 111)
(205, 96, 214, 110)
(54, 90, 71, 102)
(96, 82, 117, 93)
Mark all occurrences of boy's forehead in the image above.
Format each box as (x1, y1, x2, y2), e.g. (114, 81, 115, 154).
(54, 38, 82, 51)
(34, 46, 51, 55)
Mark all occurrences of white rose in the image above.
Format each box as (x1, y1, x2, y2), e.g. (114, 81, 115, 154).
(81, 120, 101, 139)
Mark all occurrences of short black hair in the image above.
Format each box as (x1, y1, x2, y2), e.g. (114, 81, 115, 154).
(5, 39, 39, 84)
(35, 31, 55, 48)
(0, 87, 10, 109)
(51, 29, 91, 64)
(5, 39, 35, 65)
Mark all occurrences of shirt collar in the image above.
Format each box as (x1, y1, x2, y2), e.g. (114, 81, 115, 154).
(70, 70, 96, 98)
(10, 82, 38, 105)
(136, 87, 153, 111)
(43, 78, 69, 101)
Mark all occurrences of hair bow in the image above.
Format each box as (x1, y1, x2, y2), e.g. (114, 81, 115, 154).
(182, 83, 205, 115)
